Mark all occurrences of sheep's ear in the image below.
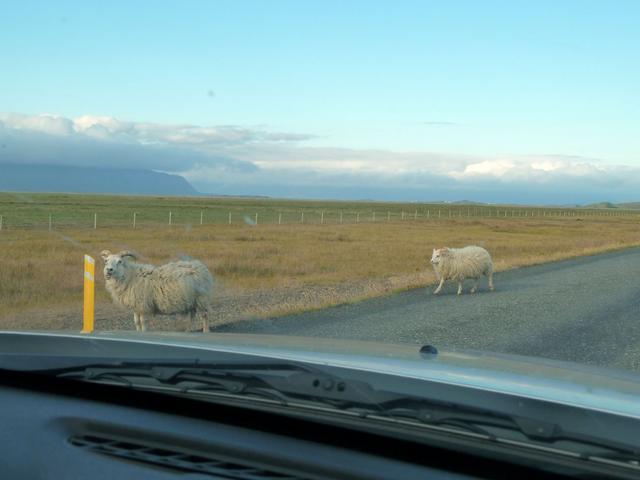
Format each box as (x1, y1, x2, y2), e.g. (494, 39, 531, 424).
(100, 250, 112, 262)
(119, 250, 137, 260)
(441, 247, 449, 253)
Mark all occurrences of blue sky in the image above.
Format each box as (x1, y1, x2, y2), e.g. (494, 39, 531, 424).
(1, 1, 639, 203)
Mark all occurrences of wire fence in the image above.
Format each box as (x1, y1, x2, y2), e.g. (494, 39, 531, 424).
(0, 206, 638, 231)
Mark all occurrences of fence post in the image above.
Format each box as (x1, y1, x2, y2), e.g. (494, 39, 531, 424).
(200, 211, 203, 225)
(49, 214, 52, 231)
(301, 211, 304, 224)
(94, 213, 97, 229)
(133, 212, 137, 229)
(414, 209, 418, 220)
(0, 215, 3, 231)
(255, 212, 258, 225)
(387, 211, 390, 221)
(372, 211, 376, 222)
(340, 211, 343, 224)
(356, 212, 360, 223)
(402, 211, 405, 220)
(81, 254, 95, 334)
(321, 211, 324, 224)
(278, 212, 282, 225)
(169, 211, 173, 225)
(228, 212, 232, 225)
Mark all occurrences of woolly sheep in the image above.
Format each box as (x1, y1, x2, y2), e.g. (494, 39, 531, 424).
(100, 250, 214, 332)
(430, 245, 494, 295)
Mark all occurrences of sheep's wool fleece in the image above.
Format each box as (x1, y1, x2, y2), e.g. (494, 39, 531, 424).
(434, 246, 492, 281)
(106, 260, 213, 316)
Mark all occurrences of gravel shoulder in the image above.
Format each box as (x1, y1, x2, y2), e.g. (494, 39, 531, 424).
(0, 277, 407, 332)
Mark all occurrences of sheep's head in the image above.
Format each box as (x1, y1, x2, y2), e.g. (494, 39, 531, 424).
(101, 250, 137, 281)
(430, 248, 449, 266)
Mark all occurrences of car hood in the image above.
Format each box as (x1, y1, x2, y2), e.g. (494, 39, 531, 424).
(3, 330, 640, 419)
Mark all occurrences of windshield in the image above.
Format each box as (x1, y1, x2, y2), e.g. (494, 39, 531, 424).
(1, 0, 640, 421)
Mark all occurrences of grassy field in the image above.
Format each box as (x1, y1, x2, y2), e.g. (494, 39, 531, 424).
(0, 192, 636, 229)
(1, 192, 640, 330)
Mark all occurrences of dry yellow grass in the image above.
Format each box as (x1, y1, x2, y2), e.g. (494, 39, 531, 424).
(1, 216, 640, 326)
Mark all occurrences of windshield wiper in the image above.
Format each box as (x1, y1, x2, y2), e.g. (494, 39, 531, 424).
(38, 360, 390, 416)
(379, 401, 640, 468)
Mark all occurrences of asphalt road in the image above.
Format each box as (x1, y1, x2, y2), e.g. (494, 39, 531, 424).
(215, 248, 640, 371)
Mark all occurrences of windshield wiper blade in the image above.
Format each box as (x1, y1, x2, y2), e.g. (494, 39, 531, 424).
(381, 400, 640, 465)
(381, 401, 531, 443)
(48, 360, 389, 414)
(67, 366, 296, 405)
(61, 364, 296, 405)
(579, 450, 640, 465)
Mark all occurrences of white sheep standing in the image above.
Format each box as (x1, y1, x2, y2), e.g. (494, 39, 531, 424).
(430, 245, 495, 295)
(101, 250, 214, 332)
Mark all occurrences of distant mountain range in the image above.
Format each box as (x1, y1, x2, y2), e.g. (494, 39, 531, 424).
(618, 202, 640, 209)
(2, 164, 640, 206)
(583, 202, 640, 209)
(0, 163, 198, 196)
(584, 202, 620, 209)
(449, 200, 639, 209)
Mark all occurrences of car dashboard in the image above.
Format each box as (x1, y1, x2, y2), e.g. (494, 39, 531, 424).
(0, 368, 577, 480)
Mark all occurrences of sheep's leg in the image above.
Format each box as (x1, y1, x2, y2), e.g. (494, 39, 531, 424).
(189, 310, 196, 332)
(433, 278, 445, 294)
(201, 309, 209, 333)
(133, 313, 141, 331)
(488, 270, 495, 291)
(470, 278, 479, 294)
(457, 280, 463, 295)
(139, 314, 147, 332)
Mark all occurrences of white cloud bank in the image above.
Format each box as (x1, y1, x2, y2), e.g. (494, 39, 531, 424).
(1, 112, 638, 204)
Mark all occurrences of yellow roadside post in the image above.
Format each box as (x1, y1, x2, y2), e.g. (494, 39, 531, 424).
(82, 255, 95, 333)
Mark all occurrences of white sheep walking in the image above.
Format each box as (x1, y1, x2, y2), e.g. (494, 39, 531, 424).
(430, 246, 494, 295)
(101, 250, 214, 332)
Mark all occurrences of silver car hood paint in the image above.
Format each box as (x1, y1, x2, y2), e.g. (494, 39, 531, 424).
(5, 330, 640, 419)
